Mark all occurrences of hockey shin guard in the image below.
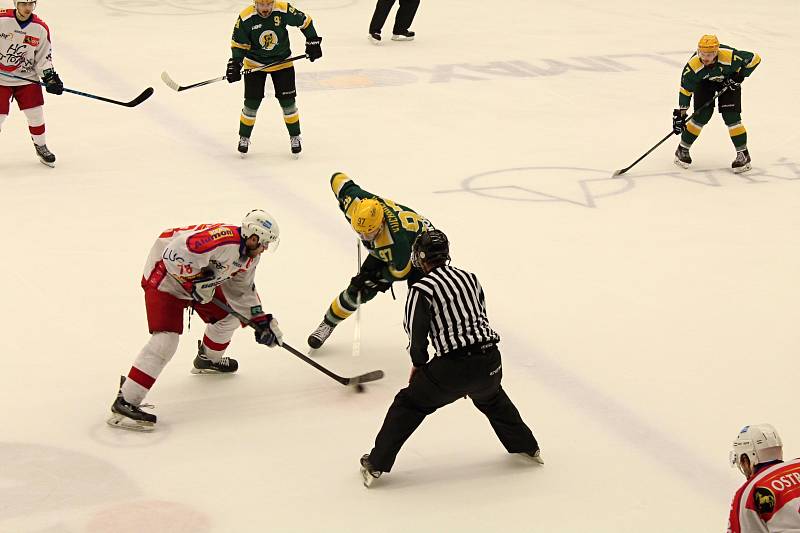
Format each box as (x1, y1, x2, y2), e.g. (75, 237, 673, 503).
(201, 314, 239, 361)
(279, 97, 300, 137)
(239, 98, 262, 138)
(123, 332, 180, 405)
(23, 105, 45, 145)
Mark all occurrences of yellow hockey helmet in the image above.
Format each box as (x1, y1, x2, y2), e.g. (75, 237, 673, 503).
(698, 34, 720, 53)
(351, 199, 384, 239)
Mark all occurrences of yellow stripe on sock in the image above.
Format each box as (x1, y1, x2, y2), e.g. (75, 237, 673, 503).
(240, 115, 256, 127)
(728, 124, 746, 137)
(283, 113, 299, 124)
(331, 298, 353, 320)
(686, 121, 703, 136)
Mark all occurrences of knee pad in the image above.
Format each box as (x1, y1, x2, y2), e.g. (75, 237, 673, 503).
(278, 98, 297, 115)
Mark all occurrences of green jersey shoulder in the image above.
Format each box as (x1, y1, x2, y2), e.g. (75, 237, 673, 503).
(678, 44, 761, 106)
(231, 2, 317, 64)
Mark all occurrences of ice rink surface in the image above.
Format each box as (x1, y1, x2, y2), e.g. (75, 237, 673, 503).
(2, 0, 800, 531)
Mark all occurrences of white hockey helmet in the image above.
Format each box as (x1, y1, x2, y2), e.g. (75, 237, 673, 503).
(241, 209, 280, 249)
(730, 424, 783, 474)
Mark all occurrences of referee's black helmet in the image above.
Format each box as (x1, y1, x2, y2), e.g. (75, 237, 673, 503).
(412, 229, 450, 268)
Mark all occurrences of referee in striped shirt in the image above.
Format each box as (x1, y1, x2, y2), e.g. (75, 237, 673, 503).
(360, 229, 542, 487)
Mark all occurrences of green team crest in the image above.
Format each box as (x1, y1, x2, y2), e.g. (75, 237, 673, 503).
(259, 30, 278, 50)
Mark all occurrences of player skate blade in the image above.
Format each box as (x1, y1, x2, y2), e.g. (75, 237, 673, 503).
(673, 158, 690, 169)
(732, 163, 752, 174)
(360, 467, 376, 487)
(107, 414, 155, 432)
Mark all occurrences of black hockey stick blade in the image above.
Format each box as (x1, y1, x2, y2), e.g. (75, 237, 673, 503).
(345, 370, 385, 386)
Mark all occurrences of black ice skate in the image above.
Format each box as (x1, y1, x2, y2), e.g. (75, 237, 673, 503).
(107, 376, 157, 432)
(238, 136, 250, 157)
(308, 321, 335, 350)
(368, 32, 381, 45)
(290, 135, 302, 159)
(518, 448, 545, 465)
(360, 454, 382, 488)
(191, 340, 239, 374)
(732, 148, 752, 173)
(34, 143, 56, 167)
(674, 145, 692, 169)
(391, 31, 415, 41)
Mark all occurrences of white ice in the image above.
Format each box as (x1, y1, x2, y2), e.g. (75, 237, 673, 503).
(2, 0, 799, 531)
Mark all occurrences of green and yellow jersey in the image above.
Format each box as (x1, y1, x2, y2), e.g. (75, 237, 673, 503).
(331, 173, 432, 282)
(678, 45, 761, 108)
(231, 1, 317, 72)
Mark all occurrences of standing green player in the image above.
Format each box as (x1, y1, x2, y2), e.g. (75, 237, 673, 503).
(308, 172, 433, 350)
(672, 35, 761, 173)
(227, 0, 322, 157)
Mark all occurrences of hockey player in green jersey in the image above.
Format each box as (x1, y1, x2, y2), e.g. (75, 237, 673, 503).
(672, 35, 761, 173)
(226, 0, 322, 157)
(308, 172, 433, 350)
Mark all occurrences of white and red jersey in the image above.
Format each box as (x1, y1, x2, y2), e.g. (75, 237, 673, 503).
(728, 458, 800, 533)
(0, 9, 53, 86)
(142, 223, 265, 318)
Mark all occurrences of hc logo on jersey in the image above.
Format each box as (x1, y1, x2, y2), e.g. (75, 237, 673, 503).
(259, 30, 278, 51)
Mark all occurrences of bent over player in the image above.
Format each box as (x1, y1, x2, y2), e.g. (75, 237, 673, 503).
(307, 172, 432, 350)
(728, 424, 800, 532)
(673, 35, 760, 173)
(0, 0, 63, 166)
(108, 210, 284, 431)
(227, 0, 322, 157)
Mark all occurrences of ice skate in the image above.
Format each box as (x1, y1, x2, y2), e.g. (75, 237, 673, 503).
(107, 376, 156, 432)
(731, 148, 751, 173)
(191, 340, 239, 374)
(360, 454, 382, 487)
(368, 32, 381, 45)
(238, 136, 250, 158)
(308, 320, 335, 350)
(391, 30, 415, 41)
(518, 448, 544, 465)
(34, 143, 55, 167)
(674, 145, 691, 169)
(290, 135, 302, 159)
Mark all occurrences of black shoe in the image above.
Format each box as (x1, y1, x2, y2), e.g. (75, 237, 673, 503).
(391, 31, 415, 41)
(674, 145, 691, 169)
(368, 32, 381, 45)
(192, 340, 239, 374)
(238, 136, 250, 157)
(34, 143, 56, 167)
(107, 376, 157, 431)
(360, 454, 382, 487)
(731, 148, 751, 173)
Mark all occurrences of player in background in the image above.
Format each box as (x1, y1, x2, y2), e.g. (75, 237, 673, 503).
(728, 424, 800, 532)
(227, 0, 322, 157)
(0, 0, 63, 167)
(673, 35, 760, 173)
(108, 210, 284, 432)
(368, 0, 419, 44)
(307, 172, 432, 350)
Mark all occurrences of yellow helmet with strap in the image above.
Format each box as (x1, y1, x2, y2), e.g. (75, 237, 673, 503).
(698, 34, 720, 53)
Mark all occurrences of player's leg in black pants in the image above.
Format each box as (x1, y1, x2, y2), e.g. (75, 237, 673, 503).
(393, 0, 420, 34)
(369, 0, 396, 35)
(469, 347, 539, 453)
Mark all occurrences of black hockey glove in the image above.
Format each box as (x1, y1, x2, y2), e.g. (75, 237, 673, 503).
(672, 108, 687, 135)
(351, 270, 392, 294)
(305, 37, 322, 62)
(226, 58, 243, 83)
(42, 69, 63, 95)
(252, 314, 283, 347)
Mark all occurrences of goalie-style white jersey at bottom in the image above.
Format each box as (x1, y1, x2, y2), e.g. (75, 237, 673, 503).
(142, 223, 262, 316)
(728, 458, 800, 533)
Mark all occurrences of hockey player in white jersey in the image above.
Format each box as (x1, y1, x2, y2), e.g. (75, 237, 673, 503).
(0, 0, 63, 166)
(108, 210, 284, 432)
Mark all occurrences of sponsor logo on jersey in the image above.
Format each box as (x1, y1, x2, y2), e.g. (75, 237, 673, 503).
(187, 226, 240, 254)
(754, 486, 776, 514)
(23, 35, 39, 46)
(252, 23, 262, 29)
(259, 30, 278, 50)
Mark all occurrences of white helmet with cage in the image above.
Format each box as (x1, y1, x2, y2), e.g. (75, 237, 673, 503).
(730, 424, 783, 475)
(241, 209, 280, 249)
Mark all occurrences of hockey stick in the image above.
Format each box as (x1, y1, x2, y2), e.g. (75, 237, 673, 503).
(0, 71, 154, 107)
(352, 239, 362, 358)
(210, 297, 384, 386)
(612, 86, 728, 177)
(161, 54, 308, 92)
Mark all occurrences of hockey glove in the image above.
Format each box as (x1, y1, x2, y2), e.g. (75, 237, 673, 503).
(181, 267, 216, 304)
(252, 314, 283, 347)
(672, 108, 687, 135)
(226, 58, 243, 83)
(305, 37, 322, 62)
(42, 69, 63, 95)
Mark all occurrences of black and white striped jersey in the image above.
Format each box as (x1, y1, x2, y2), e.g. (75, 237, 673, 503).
(404, 265, 500, 366)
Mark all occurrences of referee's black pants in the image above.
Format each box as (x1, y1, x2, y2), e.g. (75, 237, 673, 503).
(368, 346, 539, 472)
(368, 0, 420, 35)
